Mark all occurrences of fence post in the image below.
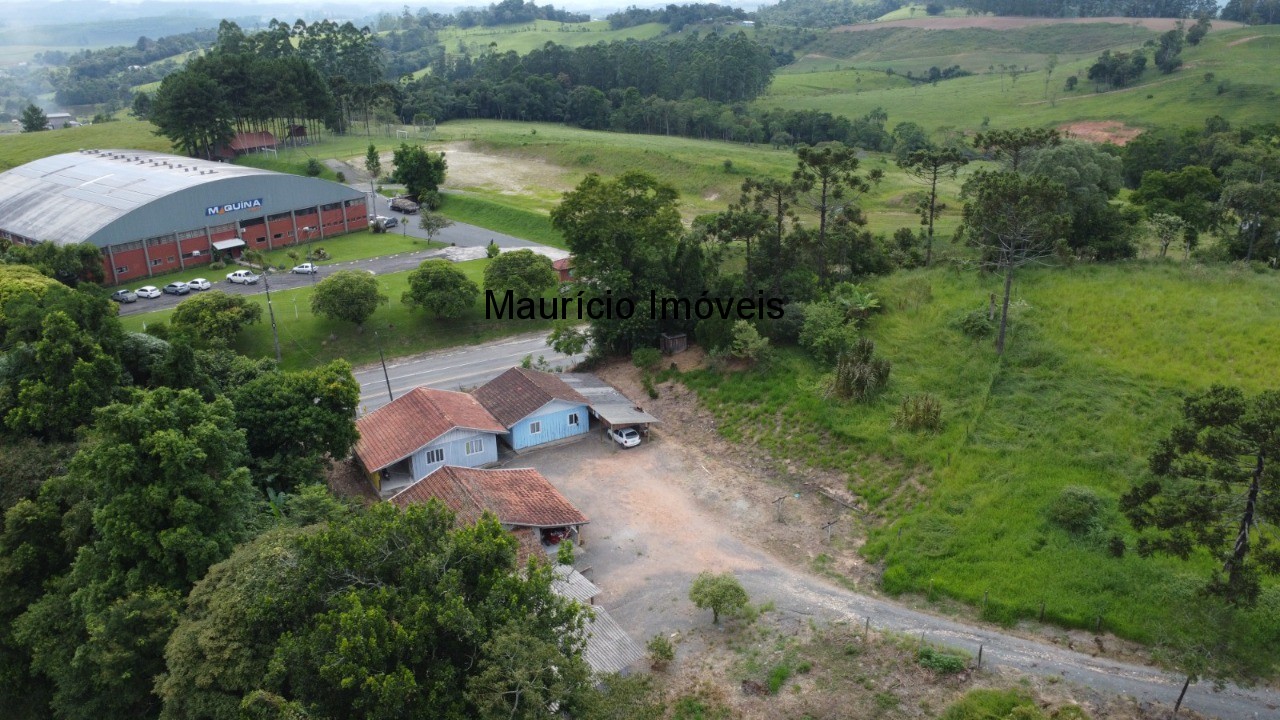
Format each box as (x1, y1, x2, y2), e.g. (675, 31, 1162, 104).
(977, 643, 983, 669)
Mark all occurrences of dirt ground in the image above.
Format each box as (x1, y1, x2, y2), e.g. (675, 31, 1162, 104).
(344, 143, 572, 197)
(834, 16, 1243, 32)
(1057, 121, 1144, 146)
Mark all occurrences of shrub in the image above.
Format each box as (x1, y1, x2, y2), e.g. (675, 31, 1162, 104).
(766, 664, 791, 694)
(486, 240, 500, 258)
(799, 301, 855, 362)
(1048, 486, 1106, 535)
(304, 158, 323, 177)
(729, 320, 770, 364)
(208, 260, 226, 271)
(1107, 534, 1127, 557)
(642, 375, 659, 399)
(917, 646, 968, 674)
(830, 337, 891, 403)
(894, 393, 942, 432)
(632, 347, 662, 373)
(647, 634, 674, 671)
(335, 171, 346, 183)
(955, 309, 994, 338)
(419, 190, 442, 210)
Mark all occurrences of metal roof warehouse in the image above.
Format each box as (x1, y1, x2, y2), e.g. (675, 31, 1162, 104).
(0, 149, 368, 285)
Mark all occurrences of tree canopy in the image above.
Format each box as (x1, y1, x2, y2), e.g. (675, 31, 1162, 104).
(311, 270, 388, 329)
(169, 290, 263, 346)
(483, 249, 557, 300)
(403, 259, 479, 319)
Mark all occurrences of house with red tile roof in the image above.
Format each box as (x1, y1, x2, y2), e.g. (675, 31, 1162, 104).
(389, 465, 589, 547)
(354, 387, 506, 498)
(473, 367, 591, 451)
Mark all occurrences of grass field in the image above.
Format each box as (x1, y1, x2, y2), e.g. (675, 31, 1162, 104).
(437, 193, 567, 249)
(0, 119, 172, 171)
(433, 20, 668, 62)
(253, 230, 446, 268)
(118, 258, 551, 373)
(874, 4, 971, 21)
(680, 260, 1280, 647)
(760, 24, 1280, 133)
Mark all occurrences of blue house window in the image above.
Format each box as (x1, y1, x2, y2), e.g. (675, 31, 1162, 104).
(568, 412, 580, 427)
(424, 448, 444, 464)
(529, 421, 542, 435)
(465, 439, 484, 455)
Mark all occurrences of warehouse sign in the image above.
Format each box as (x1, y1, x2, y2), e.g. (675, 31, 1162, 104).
(206, 198, 263, 216)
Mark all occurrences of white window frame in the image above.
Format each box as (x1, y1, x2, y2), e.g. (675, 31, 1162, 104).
(424, 448, 444, 464)
(529, 420, 542, 435)
(465, 438, 484, 456)
(568, 412, 580, 427)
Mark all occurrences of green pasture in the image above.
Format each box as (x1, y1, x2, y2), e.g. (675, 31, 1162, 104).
(253, 229, 446, 268)
(437, 193, 567, 249)
(758, 25, 1280, 133)
(874, 4, 972, 21)
(681, 260, 1280, 648)
(118, 258, 551, 372)
(435, 20, 668, 59)
(0, 119, 172, 171)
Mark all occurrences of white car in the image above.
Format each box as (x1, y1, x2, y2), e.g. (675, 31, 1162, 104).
(187, 278, 212, 291)
(292, 262, 319, 274)
(136, 285, 162, 299)
(226, 269, 261, 285)
(608, 426, 642, 448)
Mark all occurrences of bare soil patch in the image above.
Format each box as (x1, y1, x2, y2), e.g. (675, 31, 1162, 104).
(1227, 35, 1262, 47)
(835, 16, 1243, 32)
(1058, 120, 1144, 146)
(348, 143, 572, 197)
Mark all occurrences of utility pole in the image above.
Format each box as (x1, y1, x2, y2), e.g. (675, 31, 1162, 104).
(374, 331, 394, 402)
(244, 242, 281, 364)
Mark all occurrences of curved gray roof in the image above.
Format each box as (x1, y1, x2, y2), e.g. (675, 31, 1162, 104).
(0, 149, 363, 248)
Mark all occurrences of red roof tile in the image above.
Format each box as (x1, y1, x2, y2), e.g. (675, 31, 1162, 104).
(354, 388, 505, 473)
(473, 367, 589, 428)
(389, 466, 588, 529)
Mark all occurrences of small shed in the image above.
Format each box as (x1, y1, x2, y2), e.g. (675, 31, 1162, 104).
(552, 257, 574, 283)
(660, 333, 687, 354)
(559, 373, 660, 433)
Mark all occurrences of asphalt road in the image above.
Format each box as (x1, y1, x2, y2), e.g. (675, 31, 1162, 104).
(352, 330, 586, 413)
(117, 192, 552, 318)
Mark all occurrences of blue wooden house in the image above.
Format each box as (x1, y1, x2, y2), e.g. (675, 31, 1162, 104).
(354, 387, 507, 498)
(474, 367, 592, 451)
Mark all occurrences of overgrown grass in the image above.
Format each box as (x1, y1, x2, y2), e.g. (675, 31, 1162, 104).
(118, 258, 551, 372)
(681, 261, 1280, 648)
(0, 119, 172, 171)
(432, 19, 668, 62)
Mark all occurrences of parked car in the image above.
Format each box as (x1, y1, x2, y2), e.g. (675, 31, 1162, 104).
(291, 262, 319, 274)
(136, 286, 162, 299)
(608, 426, 642, 448)
(373, 215, 398, 229)
(163, 281, 190, 295)
(226, 269, 260, 284)
(110, 289, 137, 303)
(187, 278, 212, 291)
(390, 196, 419, 214)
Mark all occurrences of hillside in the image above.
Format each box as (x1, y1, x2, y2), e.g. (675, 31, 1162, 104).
(682, 261, 1280, 651)
(765, 22, 1280, 133)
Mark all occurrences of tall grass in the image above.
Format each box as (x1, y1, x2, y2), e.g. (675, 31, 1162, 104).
(682, 261, 1279, 647)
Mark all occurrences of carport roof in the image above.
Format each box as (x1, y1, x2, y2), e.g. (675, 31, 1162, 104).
(579, 605, 645, 674)
(559, 373, 660, 427)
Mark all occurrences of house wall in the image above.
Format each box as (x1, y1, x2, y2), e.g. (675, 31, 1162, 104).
(508, 399, 590, 451)
(408, 427, 498, 479)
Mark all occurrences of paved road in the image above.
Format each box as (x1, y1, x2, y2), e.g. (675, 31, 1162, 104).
(352, 330, 586, 413)
(117, 196, 560, 318)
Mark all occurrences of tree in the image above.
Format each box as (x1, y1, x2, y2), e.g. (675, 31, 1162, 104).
(311, 270, 387, 329)
(10, 388, 259, 718)
(688, 571, 749, 624)
(392, 143, 447, 203)
(418, 211, 454, 242)
(159, 502, 594, 719)
(2, 311, 122, 441)
(3, 241, 105, 287)
(169, 290, 263, 346)
(957, 171, 1068, 355)
(1147, 213, 1188, 258)
(898, 147, 969, 265)
(1022, 140, 1136, 260)
(483, 249, 557, 299)
(131, 91, 152, 120)
(229, 361, 361, 492)
(546, 322, 589, 357)
(972, 127, 1061, 172)
(1122, 385, 1280, 607)
(728, 320, 769, 364)
(19, 104, 47, 133)
(402, 259, 480, 318)
(150, 66, 234, 159)
(1131, 166, 1221, 237)
(792, 144, 876, 283)
(1186, 17, 1211, 46)
(364, 142, 381, 198)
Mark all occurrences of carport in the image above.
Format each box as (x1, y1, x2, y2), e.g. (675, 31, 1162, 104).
(559, 373, 660, 435)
